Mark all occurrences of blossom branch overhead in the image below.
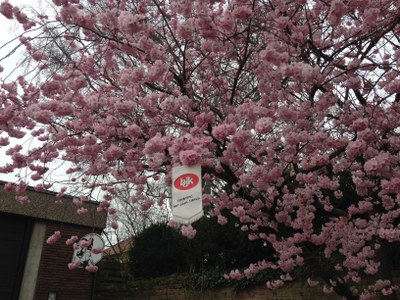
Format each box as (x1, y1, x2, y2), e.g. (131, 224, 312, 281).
(1, 0, 400, 298)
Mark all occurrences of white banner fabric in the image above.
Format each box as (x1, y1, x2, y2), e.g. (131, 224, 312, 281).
(171, 165, 203, 224)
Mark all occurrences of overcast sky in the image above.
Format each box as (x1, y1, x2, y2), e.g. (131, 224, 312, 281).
(0, 0, 47, 79)
(0, 1, 27, 184)
(0, 1, 66, 188)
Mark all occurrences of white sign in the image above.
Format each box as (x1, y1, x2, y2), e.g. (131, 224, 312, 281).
(72, 233, 105, 268)
(172, 165, 203, 224)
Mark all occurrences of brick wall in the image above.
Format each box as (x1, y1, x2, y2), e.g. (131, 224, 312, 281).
(129, 282, 342, 300)
(34, 221, 103, 300)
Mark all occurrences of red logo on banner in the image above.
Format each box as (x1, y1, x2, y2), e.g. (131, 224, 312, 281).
(174, 173, 199, 190)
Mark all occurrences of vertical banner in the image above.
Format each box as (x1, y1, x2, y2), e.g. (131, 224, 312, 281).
(172, 164, 203, 224)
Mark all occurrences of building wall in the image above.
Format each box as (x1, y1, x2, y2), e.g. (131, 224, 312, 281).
(0, 212, 33, 300)
(0, 181, 107, 299)
(127, 283, 342, 300)
(19, 220, 46, 300)
(34, 221, 103, 300)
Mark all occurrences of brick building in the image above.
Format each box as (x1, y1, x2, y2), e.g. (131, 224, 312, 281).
(0, 181, 107, 300)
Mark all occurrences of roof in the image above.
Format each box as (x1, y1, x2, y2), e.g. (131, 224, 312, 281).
(0, 180, 107, 229)
(103, 237, 134, 256)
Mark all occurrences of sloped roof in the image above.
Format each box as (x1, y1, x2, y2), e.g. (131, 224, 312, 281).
(103, 236, 134, 256)
(0, 180, 107, 229)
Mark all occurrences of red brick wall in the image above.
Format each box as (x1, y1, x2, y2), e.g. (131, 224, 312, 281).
(129, 283, 342, 300)
(34, 221, 103, 300)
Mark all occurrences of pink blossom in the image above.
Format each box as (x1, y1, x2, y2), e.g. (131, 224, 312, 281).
(227, 269, 244, 280)
(99, 200, 110, 208)
(179, 150, 201, 166)
(13, 6, 34, 29)
(232, 206, 246, 218)
(382, 288, 394, 296)
(266, 279, 284, 289)
(176, 22, 193, 40)
(255, 117, 273, 134)
(381, 178, 400, 194)
(0, 136, 9, 146)
(346, 140, 367, 160)
(4, 182, 14, 192)
(80, 240, 92, 248)
(364, 153, 390, 175)
(0, 1, 13, 19)
(212, 124, 236, 141)
(260, 45, 288, 66)
(181, 225, 197, 239)
(312, 155, 329, 167)
(111, 221, 119, 230)
(307, 278, 319, 287)
(16, 196, 30, 204)
(46, 231, 61, 244)
(373, 279, 391, 290)
(118, 11, 145, 34)
(360, 291, 373, 300)
(350, 118, 369, 131)
(328, 0, 347, 26)
(217, 215, 228, 225)
(103, 144, 124, 161)
(364, 261, 380, 275)
(358, 201, 373, 214)
(364, 8, 380, 24)
(243, 263, 258, 278)
(53, 0, 68, 6)
(125, 124, 142, 138)
(108, 207, 117, 215)
(334, 190, 343, 199)
(54, 199, 63, 204)
(68, 261, 80, 270)
(66, 235, 79, 246)
(378, 228, 400, 242)
(92, 247, 103, 254)
(382, 195, 397, 211)
(73, 197, 83, 206)
(233, 6, 252, 19)
(76, 207, 88, 215)
(139, 199, 152, 211)
(168, 219, 179, 229)
(389, 136, 400, 149)
(278, 107, 298, 122)
(323, 285, 334, 294)
(30, 172, 42, 181)
(143, 133, 167, 155)
(85, 265, 98, 272)
(56, 186, 67, 198)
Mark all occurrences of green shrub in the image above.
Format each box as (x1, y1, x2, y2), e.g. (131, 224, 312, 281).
(129, 216, 273, 279)
(129, 223, 187, 278)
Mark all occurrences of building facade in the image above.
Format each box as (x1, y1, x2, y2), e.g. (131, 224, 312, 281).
(0, 181, 107, 300)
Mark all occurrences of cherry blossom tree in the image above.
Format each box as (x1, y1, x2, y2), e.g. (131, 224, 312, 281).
(1, 0, 400, 298)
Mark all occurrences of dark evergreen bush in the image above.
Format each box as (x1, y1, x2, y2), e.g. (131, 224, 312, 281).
(188, 215, 269, 271)
(129, 223, 187, 278)
(129, 215, 272, 278)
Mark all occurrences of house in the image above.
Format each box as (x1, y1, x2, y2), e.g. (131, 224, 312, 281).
(0, 181, 107, 300)
(103, 236, 134, 261)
